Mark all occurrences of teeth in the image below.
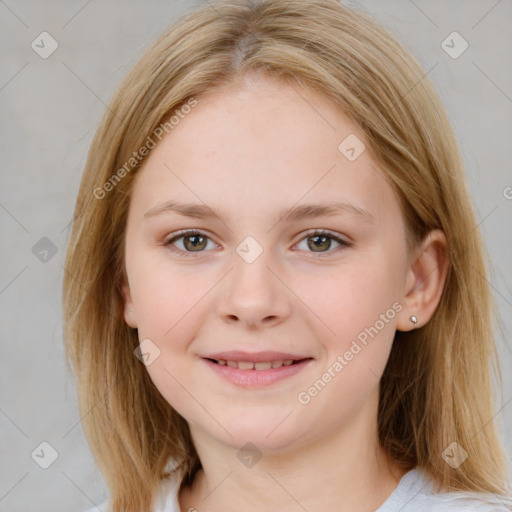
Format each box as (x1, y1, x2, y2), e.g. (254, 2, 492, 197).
(254, 361, 272, 370)
(215, 359, 299, 370)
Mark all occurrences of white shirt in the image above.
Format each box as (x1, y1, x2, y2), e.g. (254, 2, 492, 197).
(86, 465, 512, 511)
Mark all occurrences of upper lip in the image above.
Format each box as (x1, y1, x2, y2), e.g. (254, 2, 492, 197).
(202, 351, 313, 363)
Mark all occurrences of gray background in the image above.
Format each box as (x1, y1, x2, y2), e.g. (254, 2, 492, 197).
(1, 1, 511, 511)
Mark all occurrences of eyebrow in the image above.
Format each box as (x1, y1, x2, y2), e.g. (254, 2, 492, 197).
(143, 200, 373, 225)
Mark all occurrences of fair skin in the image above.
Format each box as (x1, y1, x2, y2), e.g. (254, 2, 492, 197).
(121, 74, 448, 512)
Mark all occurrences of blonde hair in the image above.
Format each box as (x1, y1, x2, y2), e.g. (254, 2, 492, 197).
(62, 1, 511, 510)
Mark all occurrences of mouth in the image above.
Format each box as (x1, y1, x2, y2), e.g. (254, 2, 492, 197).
(201, 356, 314, 387)
(204, 358, 311, 370)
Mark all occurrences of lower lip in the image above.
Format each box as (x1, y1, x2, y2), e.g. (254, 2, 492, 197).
(202, 358, 314, 388)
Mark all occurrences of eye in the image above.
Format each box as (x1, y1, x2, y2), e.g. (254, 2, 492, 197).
(294, 229, 351, 256)
(163, 229, 218, 257)
(163, 228, 351, 258)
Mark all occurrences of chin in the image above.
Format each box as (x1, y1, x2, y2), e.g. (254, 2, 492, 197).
(209, 419, 302, 455)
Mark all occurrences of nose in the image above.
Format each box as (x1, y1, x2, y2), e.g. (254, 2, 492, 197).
(215, 249, 292, 330)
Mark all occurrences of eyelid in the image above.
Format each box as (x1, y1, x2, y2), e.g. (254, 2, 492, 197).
(293, 228, 352, 256)
(162, 228, 220, 257)
(162, 228, 352, 257)
(299, 228, 352, 245)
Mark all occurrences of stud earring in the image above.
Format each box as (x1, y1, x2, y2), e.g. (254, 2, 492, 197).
(409, 315, 418, 324)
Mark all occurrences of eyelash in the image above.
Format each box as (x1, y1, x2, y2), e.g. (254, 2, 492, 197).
(162, 228, 352, 258)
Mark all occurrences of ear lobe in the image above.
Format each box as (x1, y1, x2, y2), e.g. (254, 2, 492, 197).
(396, 229, 449, 331)
(120, 279, 138, 329)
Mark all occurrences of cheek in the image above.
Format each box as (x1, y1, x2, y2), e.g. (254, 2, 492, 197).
(128, 252, 213, 398)
(144, 358, 204, 429)
(133, 273, 213, 422)
(290, 270, 399, 425)
(297, 256, 402, 397)
(129, 251, 205, 339)
(299, 257, 401, 340)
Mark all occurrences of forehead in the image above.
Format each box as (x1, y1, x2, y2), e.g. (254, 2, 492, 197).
(129, 76, 397, 223)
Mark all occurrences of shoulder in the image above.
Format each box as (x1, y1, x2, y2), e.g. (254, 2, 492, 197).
(377, 466, 512, 512)
(424, 493, 512, 511)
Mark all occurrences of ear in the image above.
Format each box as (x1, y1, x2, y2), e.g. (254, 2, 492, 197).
(396, 229, 449, 331)
(120, 276, 138, 329)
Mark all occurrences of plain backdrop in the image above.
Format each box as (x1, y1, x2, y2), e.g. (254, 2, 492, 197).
(1, 1, 511, 511)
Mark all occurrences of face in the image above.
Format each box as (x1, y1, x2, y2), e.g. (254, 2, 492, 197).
(121, 75, 412, 454)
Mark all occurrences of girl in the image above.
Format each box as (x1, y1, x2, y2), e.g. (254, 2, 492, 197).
(63, 1, 512, 511)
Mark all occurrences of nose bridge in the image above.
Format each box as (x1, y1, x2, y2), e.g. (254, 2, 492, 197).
(217, 235, 291, 327)
(231, 235, 279, 300)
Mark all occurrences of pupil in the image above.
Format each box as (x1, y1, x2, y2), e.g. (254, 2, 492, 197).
(185, 235, 207, 251)
(309, 235, 330, 252)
